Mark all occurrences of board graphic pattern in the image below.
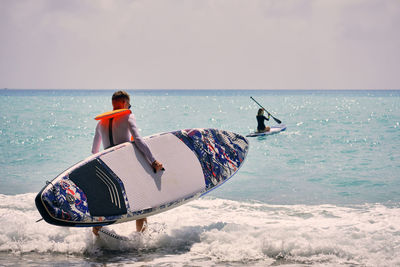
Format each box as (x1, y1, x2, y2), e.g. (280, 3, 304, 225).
(173, 128, 248, 189)
(41, 178, 89, 222)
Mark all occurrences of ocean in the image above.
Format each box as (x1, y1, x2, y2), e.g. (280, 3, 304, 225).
(0, 89, 399, 266)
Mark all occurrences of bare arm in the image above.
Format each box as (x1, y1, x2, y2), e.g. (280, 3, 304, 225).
(92, 123, 102, 154)
(128, 115, 156, 164)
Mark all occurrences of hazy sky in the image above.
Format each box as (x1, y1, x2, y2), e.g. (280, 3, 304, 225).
(1, 0, 399, 89)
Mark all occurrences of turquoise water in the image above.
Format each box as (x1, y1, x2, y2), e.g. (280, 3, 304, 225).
(1, 89, 399, 203)
(1, 89, 400, 266)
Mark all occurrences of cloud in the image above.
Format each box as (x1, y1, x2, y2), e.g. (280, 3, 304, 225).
(0, 0, 399, 89)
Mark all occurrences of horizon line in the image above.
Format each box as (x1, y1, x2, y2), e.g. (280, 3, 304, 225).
(2, 88, 400, 91)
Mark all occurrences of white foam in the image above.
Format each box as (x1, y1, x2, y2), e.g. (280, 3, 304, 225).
(1, 193, 400, 266)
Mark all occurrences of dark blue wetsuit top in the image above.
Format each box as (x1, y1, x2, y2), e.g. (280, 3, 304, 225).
(256, 115, 269, 131)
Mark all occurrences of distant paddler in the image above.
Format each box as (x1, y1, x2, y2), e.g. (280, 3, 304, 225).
(256, 108, 271, 133)
(250, 96, 282, 128)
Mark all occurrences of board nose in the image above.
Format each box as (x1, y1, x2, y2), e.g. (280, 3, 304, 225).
(35, 179, 90, 226)
(35, 187, 62, 225)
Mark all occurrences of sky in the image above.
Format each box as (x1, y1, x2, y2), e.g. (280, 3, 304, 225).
(0, 0, 399, 90)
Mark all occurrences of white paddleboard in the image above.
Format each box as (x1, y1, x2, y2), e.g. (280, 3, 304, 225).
(246, 124, 286, 137)
(36, 128, 249, 227)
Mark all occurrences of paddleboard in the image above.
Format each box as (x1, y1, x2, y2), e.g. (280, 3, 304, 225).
(35, 128, 249, 227)
(246, 124, 286, 137)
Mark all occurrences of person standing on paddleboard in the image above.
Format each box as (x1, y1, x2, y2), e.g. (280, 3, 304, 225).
(91, 90, 163, 236)
(256, 108, 271, 132)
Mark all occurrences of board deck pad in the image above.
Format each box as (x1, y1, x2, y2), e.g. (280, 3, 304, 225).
(35, 128, 249, 227)
(69, 158, 127, 216)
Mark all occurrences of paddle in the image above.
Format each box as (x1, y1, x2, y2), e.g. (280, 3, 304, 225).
(250, 96, 282, 124)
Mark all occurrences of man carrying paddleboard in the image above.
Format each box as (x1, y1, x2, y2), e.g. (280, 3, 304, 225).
(256, 108, 271, 132)
(91, 90, 164, 236)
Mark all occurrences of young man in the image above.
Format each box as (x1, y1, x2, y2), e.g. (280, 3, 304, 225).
(91, 90, 163, 235)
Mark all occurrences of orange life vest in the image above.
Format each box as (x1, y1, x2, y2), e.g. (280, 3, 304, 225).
(94, 109, 134, 142)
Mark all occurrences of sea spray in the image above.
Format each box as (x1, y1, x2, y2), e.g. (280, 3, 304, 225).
(1, 194, 400, 265)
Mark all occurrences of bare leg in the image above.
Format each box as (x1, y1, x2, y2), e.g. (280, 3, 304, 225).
(136, 218, 148, 232)
(92, 226, 102, 236)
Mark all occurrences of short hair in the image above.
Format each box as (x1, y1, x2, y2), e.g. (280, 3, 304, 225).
(112, 90, 130, 102)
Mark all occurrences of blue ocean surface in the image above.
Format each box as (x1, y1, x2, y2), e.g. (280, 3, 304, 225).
(1, 89, 400, 266)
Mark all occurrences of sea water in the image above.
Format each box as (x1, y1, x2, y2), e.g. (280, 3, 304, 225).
(0, 89, 399, 266)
